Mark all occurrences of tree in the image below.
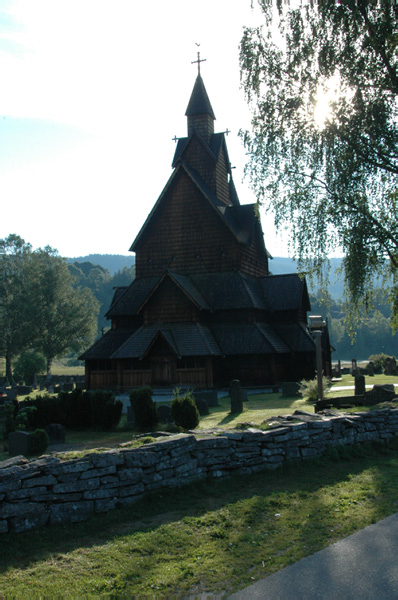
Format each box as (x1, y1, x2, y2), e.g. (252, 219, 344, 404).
(240, 1, 398, 326)
(0, 235, 99, 376)
(27, 248, 100, 373)
(0, 235, 37, 381)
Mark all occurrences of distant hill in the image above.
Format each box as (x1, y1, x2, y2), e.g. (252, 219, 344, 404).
(270, 257, 345, 298)
(66, 254, 135, 275)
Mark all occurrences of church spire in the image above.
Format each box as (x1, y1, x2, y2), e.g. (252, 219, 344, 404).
(186, 52, 215, 141)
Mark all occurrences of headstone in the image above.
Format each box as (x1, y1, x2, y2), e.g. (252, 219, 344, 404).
(5, 389, 18, 401)
(195, 398, 209, 416)
(355, 374, 366, 396)
(351, 358, 358, 376)
(157, 404, 172, 423)
(367, 361, 375, 376)
(384, 357, 398, 376)
(281, 382, 300, 397)
(229, 379, 243, 414)
(8, 431, 31, 457)
(365, 384, 396, 405)
(336, 360, 341, 378)
(33, 373, 38, 389)
(47, 385, 54, 394)
(45, 423, 66, 444)
(194, 390, 218, 407)
(62, 382, 75, 392)
(17, 385, 33, 395)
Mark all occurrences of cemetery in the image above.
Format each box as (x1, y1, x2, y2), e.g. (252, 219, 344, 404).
(1, 364, 398, 535)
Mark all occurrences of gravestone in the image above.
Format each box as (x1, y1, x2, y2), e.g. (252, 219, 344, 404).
(385, 357, 398, 376)
(367, 361, 375, 376)
(365, 384, 396, 405)
(336, 360, 341, 378)
(62, 382, 75, 392)
(230, 379, 243, 414)
(157, 404, 172, 423)
(8, 431, 31, 457)
(45, 423, 65, 444)
(194, 390, 218, 407)
(351, 358, 358, 376)
(282, 382, 300, 397)
(195, 398, 209, 416)
(17, 385, 32, 395)
(355, 374, 366, 396)
(5, 389, 18, 401)
(33, 373, 38, 389)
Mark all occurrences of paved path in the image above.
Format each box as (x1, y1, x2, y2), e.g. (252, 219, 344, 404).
(229, 513, 398, 599)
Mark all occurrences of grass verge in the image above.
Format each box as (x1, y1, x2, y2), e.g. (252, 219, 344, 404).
(1, 441, 398, 596)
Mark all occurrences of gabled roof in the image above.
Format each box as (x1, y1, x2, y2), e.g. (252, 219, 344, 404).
(112, 323, 221, 359)
(78, 328, 136, 360)
(273, 322, 315, 353)
(106, 276, 160, 317)
(130, 162, 260, 253)
(260, 274, 311, 312)
(228, 176, 240, 207)
(185, 74, 215, 119)
(172, 131, 230, 172)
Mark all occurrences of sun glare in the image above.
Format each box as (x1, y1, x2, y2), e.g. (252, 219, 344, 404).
(314, 75, 341, 128)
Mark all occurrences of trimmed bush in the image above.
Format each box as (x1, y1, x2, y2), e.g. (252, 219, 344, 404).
(171, 389, 200, 430)
(30, 428, 49, 455)
(20, 389, 122, 431)
(130, 386, 158, 430)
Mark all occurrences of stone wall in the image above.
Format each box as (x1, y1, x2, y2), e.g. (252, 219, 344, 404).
(2, 408, 398, 534)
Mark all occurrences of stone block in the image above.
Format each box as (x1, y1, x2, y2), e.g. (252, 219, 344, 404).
(49, 501, 94, 525)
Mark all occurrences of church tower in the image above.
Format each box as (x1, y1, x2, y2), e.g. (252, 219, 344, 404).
(80, 59, 324, 390)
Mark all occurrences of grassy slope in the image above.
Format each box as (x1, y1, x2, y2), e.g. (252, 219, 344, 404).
(1, 443, 398, 596)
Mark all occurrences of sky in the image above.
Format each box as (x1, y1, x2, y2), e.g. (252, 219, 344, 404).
(0, 0, 293, 259)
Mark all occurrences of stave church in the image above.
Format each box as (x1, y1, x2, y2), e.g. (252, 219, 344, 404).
(80, 60, 331, 390)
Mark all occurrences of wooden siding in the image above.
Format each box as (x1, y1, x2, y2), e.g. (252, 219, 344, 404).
(143, 278, 199, 324)
(135, 173, 240, 278)
(122, 370, 151, 387)
(215, 146, 230, 206)
(183, 137, 216, 194)
(187, 114, 214, 142)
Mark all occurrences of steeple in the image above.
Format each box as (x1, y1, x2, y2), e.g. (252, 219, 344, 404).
(186, 55, 215, 142)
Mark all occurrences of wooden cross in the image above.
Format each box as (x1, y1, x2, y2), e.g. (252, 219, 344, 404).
(172, 135, 179, 143)
(223, 129, 231, 136)
(192, 51, 206, 75)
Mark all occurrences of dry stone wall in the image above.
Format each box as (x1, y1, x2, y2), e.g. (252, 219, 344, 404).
(2, 408, 398, 534)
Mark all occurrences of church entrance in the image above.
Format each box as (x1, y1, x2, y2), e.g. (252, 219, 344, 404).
(151, 356, 175, 386)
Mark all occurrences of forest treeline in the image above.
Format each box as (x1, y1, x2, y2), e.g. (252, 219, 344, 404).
(69, 260, 397, 362)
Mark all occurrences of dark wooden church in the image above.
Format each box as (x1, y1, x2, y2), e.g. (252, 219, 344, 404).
(81, 65, 331, 390)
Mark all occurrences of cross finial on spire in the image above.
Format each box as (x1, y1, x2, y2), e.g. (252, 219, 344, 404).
(191, 47, 206, 75)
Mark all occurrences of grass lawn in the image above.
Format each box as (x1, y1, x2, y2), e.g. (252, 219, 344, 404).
(1, 442, 398, 596)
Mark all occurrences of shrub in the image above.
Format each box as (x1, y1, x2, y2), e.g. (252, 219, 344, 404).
(368, 353, 392, 374)
(21, 389, 122, 431)
(171, 389, 200, 430)
(89, 390, 123, 431)
(299, 375, 331, 403)
(30, 428, 49, 455)
(130, 386, 158, 430)
(14, 350, 46, 384)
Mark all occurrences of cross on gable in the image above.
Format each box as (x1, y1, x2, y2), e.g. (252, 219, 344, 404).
(191, 50, 206, 75)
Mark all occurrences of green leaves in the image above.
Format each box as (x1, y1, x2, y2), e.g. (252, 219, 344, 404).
(240, 1, 398, 325)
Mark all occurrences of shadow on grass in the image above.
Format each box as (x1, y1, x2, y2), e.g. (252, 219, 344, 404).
(1, 444, 398, 580)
